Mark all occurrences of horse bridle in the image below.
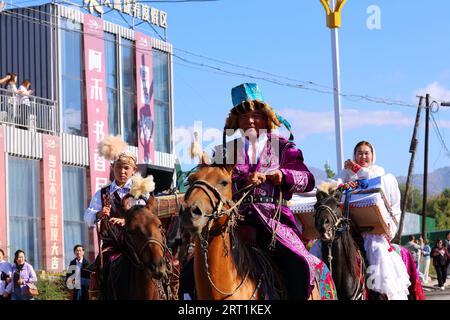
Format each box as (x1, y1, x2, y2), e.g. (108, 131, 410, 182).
(124, 225, 169, 271)
(315, 203, 365, 300)
(315, 204, 349, 242)
(184, 179, 260, 298)
(124, 227, 180, 300)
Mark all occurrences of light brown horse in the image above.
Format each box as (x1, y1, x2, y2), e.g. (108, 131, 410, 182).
(180, 161, 323, 300)
(104, 197, 172, 300)
(181, 163, 264, 299)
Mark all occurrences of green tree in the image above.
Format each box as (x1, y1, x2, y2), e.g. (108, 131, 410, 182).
(399, 183, 423, 213)
(324, 163, 336, 179)
(427, 188, 450, 230)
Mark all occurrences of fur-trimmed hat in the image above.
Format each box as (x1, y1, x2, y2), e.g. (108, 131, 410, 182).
(225, 83, 281, 132)
(98, 135, 137, 167)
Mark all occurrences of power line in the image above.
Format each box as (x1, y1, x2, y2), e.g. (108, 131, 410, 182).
(172, 52, 418, 108)
(0, 3, 439, 110)
(430, 112, 450, 159)
(137, 0, 219, 2)
(173, 47, 333, 90)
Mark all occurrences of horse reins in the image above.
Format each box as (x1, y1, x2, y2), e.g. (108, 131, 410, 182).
(124, 232, 168, 270)
(315, 204, 349, 276)
(185, 179, 258, 298)
(315, 203, 365, 300)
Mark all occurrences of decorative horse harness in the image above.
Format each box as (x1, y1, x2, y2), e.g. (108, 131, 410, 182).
(184, 180, 263, 299)
(314, 189, 366, 300)
(98, 185, 176, 299)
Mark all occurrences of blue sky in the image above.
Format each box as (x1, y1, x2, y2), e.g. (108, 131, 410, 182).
(10, 0, 450, 177)
(166, 0, 450, 177)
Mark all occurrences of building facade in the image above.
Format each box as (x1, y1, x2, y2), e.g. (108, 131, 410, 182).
(0, 2, 175, 272)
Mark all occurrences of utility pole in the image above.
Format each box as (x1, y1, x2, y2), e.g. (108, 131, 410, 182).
(395, 96, 423, 243)
(422, 94, 430, 241)
(320, 0, 347, 175)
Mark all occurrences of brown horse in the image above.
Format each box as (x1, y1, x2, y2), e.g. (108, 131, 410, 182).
(103, 197, 171, 300)
(180, 163, 323, 300)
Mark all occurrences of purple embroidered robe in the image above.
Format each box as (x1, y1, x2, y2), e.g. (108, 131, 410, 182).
(214, 133, 324, 289)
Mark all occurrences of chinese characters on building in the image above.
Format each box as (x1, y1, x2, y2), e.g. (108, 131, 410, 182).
(85, 0, 168, 29)
(43, 136, 63, 272)
(84, 15, 110, 196)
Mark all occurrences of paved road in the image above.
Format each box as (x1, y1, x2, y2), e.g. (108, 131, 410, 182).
(423, 284, 450, 300)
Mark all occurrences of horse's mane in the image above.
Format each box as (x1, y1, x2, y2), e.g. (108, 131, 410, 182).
(230, 228, 286, 300)
(338, 223, 361, 279)
(125, 204, 147, 226)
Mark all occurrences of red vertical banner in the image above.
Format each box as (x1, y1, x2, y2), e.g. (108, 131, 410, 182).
(0, 127, 6, 250)
(42, 135, 64, 272)
(84, 14, 109, 258)
(135, 32, 155, 164)
(84, 14, 110, 195)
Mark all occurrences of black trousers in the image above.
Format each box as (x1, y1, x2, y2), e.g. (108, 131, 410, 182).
(435, 264, 448, 287)
(272, 243, 310, 300)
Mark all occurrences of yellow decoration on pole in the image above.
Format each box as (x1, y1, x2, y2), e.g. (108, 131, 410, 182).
(320, 0, 347, 28)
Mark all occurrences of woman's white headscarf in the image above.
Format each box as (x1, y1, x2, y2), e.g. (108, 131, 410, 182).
(342, 141, 385, 181)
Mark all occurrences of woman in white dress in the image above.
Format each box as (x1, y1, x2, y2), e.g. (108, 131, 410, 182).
(341, 140, 410, 300)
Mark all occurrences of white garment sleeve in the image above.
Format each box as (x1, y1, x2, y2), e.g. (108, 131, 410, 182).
(84, 190, 102, 228)
(341, 165, 385, 182)
(381, 173, 401, 239)
(0, 263, 12, 294)
(340, 168, 357, 183)
(356, 165, 385, 180)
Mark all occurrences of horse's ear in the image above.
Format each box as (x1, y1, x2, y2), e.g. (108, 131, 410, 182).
(333, 189, 343, 202)
(123, 195, 133, 211)
(225, 164, 235, 174)
(200, 151, 210, 165)
(316, 190, 328, 202)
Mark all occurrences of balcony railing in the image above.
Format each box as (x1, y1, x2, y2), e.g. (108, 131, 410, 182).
(0, 87, 58, 134)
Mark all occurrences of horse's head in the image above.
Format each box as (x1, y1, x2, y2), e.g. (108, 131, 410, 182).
(124, 197, 167, 279)
(181, 161, 235, 236)
(314, 188, 344, 242)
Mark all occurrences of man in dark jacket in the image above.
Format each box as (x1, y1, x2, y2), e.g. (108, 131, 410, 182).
(66, 245, 90, 300)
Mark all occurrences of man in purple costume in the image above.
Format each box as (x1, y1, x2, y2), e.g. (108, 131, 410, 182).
(212, 83, 334, 299)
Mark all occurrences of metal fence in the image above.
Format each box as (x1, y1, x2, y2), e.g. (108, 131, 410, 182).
(0, 87, 58, 134)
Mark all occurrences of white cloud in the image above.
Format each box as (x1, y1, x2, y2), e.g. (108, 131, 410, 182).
(414, 82, 450, 129)
(278, 108, 413, 139)
(415, 81, 450, 102)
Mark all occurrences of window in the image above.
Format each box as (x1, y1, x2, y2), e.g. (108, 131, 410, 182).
(62, 166, 88, 268)
(153, 49, 171, 153)
(105, 33, 119, 136)
(8, 157, 41, 269)
(121, 39, 137, 146)
(61, 19, 83, 136)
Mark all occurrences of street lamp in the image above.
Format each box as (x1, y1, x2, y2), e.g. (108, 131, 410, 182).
(320, 0, 347, 175)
